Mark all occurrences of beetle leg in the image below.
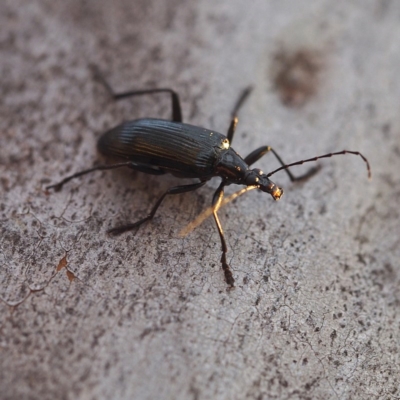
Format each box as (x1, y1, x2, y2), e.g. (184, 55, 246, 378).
(127, 164, 166, 175)
(46, 162, 149, 192)
(226, 117, 238, 144)
(212, 181, 235, 287)
(92, 66, 183, 122)
(227, 86, 253, 143)
(244, 146, 319, 181)
(108, 180, 207, 236)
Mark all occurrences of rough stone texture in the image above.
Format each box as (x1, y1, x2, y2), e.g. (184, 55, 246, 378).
(1, 1, 399, 399)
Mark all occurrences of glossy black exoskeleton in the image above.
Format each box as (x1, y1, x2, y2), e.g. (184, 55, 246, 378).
(47, 70, 370, 287)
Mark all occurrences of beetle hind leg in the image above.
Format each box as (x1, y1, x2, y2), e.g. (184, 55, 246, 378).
(91, 65, 183, 122)
(46, 161, 145, 192)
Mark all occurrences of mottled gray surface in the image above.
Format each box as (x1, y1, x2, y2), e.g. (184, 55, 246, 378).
(1, 1, 399, 399)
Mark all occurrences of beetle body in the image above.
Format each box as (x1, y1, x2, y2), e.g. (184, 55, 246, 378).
(98, 118, 231, 179)
(98, 118, 282, 198)
(47, 72, 370, 287)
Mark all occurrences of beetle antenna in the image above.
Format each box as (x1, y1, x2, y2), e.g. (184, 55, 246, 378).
(180, 185, 259, 237)
(266, 150, 371, 179)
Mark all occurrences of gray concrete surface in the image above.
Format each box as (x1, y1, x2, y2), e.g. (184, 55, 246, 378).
(1, 1, 399, 399)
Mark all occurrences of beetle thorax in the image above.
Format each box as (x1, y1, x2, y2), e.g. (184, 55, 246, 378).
(215, 148, 249, 182)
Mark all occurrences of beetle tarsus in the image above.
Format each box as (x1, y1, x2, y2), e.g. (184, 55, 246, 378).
(107, 223, 141, 236)
(47, 182, 63, 192)
(221, 253, 235, 287)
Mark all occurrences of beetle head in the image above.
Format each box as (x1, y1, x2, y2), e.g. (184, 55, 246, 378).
(245, 168, 283, 200)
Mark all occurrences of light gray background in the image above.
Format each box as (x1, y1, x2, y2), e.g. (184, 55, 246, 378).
(1, 1, 399, 399)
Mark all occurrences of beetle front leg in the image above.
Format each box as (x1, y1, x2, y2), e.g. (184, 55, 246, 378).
(244, 146, 319, 181)
(212, 181, 235, 287)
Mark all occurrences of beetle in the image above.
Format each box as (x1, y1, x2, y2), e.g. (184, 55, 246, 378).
(47, 70, 370, 287)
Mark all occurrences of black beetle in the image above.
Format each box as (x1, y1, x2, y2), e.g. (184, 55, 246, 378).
(47, 70, 370, 287)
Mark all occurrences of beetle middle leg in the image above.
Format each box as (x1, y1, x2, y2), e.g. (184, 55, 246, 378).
(92, 66, 183, 122)
(226, 86, 253, 143)
(108, 180, 207, 236)
(211, 181, 235, 287)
